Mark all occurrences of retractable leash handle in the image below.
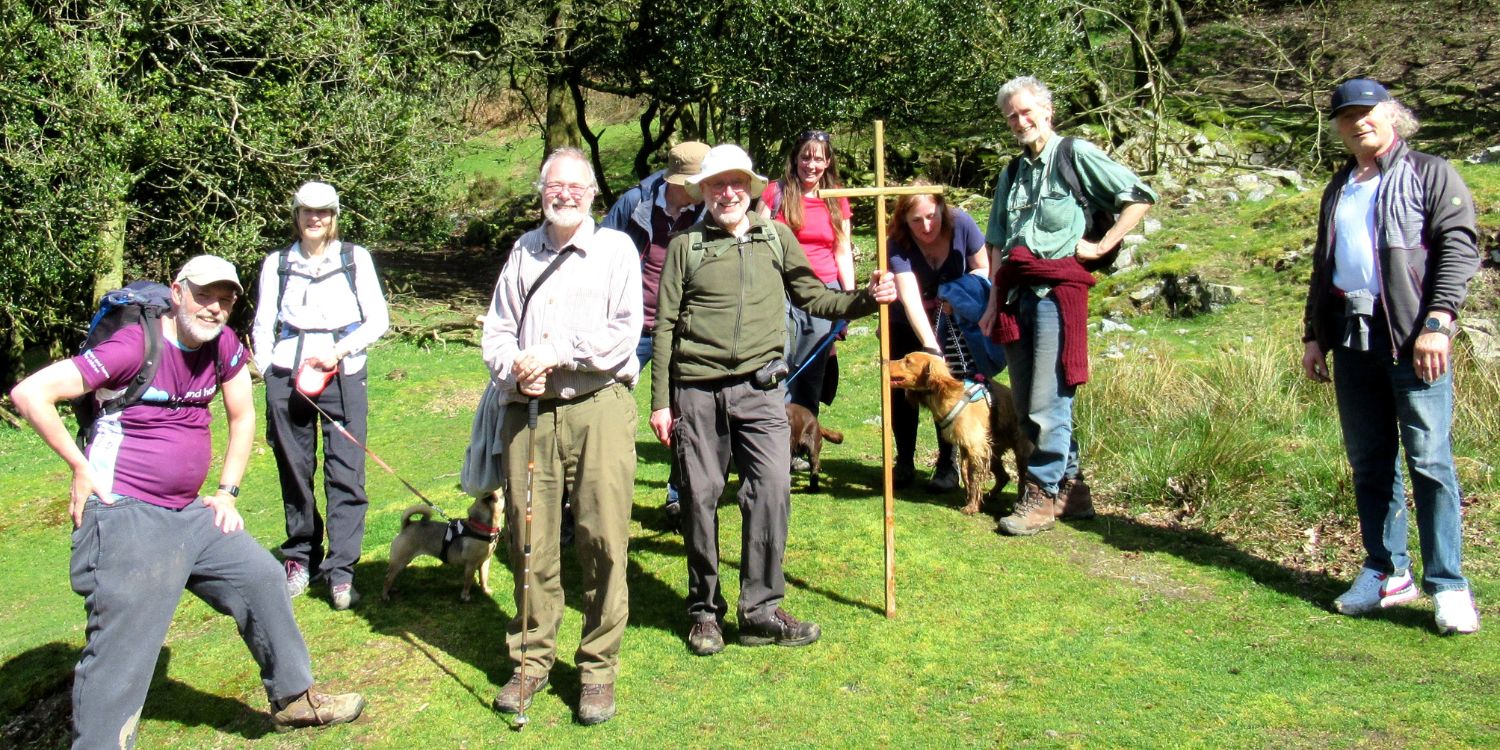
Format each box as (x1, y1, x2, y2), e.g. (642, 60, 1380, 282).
(514, 396, 540, 730)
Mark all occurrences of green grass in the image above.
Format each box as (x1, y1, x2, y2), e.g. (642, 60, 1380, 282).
(5, 133, 1499, 747)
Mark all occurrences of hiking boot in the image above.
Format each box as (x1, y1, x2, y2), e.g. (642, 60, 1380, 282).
(739, 608, 821, 647)
(925, 460, 960, 493)
(285, 560, 310, 599)
(1333, 567, 1420, 615)
(576, 682, 616, 725)
(271, 687, 365, 731)
(331, 582, 360, 611)
(493, 671, 549, 714)
(892, 459, 916, 489)
(688, 619, 725, 656)
(998, 482, 1056, 537)
(1434, 589, 1480, 635)
(664, 500, 682, 533)
(1056, 476, 1096, 520)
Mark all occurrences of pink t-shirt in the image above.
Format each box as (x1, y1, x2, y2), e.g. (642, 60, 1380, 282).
(73, 323, 248, 509)
(763, 181, 852, 285)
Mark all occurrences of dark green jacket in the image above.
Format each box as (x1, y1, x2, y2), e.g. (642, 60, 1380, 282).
(651, 212, 877, 410)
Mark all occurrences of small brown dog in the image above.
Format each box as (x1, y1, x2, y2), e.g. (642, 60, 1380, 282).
(886, 352, 1029, 515)
(787, 402, 844, 491)
(382, 491, 502, 602)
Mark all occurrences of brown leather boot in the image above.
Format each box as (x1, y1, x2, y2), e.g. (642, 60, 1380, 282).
(1056, 476, 1095, 520)
(998, 481, 1056, 536)
(271, 687, 365, 731)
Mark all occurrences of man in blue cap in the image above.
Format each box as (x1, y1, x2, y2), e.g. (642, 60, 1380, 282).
(1301, 78, 1481, 634)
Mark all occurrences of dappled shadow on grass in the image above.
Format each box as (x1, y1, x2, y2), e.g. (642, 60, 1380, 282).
(1070, 511, 1437, 633)
(348, 559, 512, 707)
(0, 645, 273, 748)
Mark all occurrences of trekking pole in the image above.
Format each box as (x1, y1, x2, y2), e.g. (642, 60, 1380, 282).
(513, 397, 540, 730)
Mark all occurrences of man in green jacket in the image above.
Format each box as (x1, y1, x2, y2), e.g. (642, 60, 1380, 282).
(649, 144, 896, 656)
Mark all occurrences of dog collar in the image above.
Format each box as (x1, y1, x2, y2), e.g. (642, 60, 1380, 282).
(937, 380, 988, 431)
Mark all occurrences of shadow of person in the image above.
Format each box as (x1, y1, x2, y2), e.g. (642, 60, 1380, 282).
(1067, 511, 1435, 631)
(0, 644, 273, 747)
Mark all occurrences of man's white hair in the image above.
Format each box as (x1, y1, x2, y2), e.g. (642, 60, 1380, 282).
(535, 147, 598, 192)
(997, 76, 1053, 110)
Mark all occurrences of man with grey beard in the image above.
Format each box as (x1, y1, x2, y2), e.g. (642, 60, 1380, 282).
(9, 255, 365, 748)
(482, 147, 643, 724)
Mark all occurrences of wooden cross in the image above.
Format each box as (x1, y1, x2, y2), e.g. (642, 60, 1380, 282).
(819, 120, 944, 619)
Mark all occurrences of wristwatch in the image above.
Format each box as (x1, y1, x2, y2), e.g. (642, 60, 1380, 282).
(1423, 317, 1454, 337)
(217, 483, 240, 497)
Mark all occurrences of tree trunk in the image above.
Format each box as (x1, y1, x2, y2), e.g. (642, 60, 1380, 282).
(93, 199, 126, 300)
(542, 1, 581, 154)
(1131, 0, 1153, 107)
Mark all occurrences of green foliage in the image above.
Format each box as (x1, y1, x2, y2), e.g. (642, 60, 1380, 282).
(0, 0, 475, 378)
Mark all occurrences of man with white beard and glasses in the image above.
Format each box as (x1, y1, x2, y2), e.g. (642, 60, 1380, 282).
(482, 147, 643, 724)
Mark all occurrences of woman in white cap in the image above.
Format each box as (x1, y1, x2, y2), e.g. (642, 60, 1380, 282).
(758, 130, 853, 443)
(252, 181, 390, 610)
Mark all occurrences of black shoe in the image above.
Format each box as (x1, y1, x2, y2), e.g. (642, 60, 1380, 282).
(893, 460, 916, 489)
(925, 462, 960, 493)
(739, 608, 821, 647)
(688, 619, 725, 656)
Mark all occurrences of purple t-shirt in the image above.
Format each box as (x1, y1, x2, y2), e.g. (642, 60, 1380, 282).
(73, 323, 247, 509)
(889, 209, 987, 308)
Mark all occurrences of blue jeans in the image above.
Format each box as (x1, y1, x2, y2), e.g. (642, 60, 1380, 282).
(1332, 346, 1467, 593)
(1002, 293, 1080, 494)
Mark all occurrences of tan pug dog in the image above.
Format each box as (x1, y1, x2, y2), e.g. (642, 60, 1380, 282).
(382, 491, 502, 602)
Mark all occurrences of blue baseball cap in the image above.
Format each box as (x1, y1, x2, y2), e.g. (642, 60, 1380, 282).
(1330, 78, 1391, 114)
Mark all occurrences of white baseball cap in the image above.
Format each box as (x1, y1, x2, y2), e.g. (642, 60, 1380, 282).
(685, 144, 768, 200)
(292, 181, 340, 214)
(175, 255, 243, 293)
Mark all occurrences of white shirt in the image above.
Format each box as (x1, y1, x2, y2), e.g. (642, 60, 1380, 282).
(1332, 174, 1381, 295)
(251, 240, 390, 375)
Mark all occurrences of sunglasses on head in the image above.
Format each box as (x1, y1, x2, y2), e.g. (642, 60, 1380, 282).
(798, 129, 831, 143)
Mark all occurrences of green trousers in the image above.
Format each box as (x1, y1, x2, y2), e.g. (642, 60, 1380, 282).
(501, 382, 636, 684)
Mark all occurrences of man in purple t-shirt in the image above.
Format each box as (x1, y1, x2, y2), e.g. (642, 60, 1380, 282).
(10, 255, 365, 747)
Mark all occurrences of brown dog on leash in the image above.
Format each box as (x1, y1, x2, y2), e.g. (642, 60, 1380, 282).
(886, 352, 1030, 515)
(787, 402, 844, 492)
(382, 491, 502, 602)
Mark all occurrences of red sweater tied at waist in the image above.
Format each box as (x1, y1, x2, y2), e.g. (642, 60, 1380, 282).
(990, 245, 1095, 386)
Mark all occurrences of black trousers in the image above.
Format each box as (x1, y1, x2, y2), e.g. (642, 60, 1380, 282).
(265, 367, 369, 587)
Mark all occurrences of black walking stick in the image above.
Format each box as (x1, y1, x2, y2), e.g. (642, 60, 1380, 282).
(513, 397, 540, 730)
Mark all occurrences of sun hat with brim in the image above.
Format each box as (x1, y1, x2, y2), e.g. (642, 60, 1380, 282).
(663, 142, 712, 186)
(685, 144, 768, 200)
(292, 181, 340, 214)
(1330, 78, 1391, 114)
(175, 255, 243, 293)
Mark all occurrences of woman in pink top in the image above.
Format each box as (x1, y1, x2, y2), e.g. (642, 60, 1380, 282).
(759, 129, 853, 427)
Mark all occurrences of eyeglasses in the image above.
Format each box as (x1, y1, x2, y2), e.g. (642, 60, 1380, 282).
(542, 182, 595, 198)
(798, 129, 831, 143)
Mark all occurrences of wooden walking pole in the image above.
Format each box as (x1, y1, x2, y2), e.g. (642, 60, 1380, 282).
(820, 120, 943, 619)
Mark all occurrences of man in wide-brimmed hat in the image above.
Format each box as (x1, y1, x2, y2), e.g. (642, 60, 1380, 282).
(648, 143, 896, 656)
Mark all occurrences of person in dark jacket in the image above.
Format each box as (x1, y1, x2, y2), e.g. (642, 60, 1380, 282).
(602, 141, 709, 523)
(1301, 78, 1481, 634)
(648, 144, 896, 656)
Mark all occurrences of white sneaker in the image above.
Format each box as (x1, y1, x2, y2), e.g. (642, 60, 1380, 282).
(1333, 567, 1421, 615)
(1434, 589, 1480, 635)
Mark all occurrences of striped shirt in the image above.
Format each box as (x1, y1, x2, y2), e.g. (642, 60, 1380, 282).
(482, 217, 643, 403)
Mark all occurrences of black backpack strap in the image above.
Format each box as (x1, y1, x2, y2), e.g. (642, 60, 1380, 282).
(517, 246, 575, 328)
(340, 243, 365, 324)
(1052, 137, 1088, 224)
(100, 311, 166, 417)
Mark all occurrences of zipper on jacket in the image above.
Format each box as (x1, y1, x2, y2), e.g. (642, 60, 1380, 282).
(733, 236, 747, 362)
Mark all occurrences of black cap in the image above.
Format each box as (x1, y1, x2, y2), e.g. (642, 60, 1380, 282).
(1330, 78, 1391, 114)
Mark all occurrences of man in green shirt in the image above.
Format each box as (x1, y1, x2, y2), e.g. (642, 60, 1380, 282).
(981, 75, 1157, 536)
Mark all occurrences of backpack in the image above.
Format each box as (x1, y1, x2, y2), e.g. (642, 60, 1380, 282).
(71, 281, 172, 448)
(274, 243, 366, 336)
(1003, 136, 1119, 272)
(682, 220, 786, 284)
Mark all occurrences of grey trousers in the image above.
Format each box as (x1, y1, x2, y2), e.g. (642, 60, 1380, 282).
(673, 378, 792, 626)
(265, 367, 369, 587)
(69, 496, 315, 749)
